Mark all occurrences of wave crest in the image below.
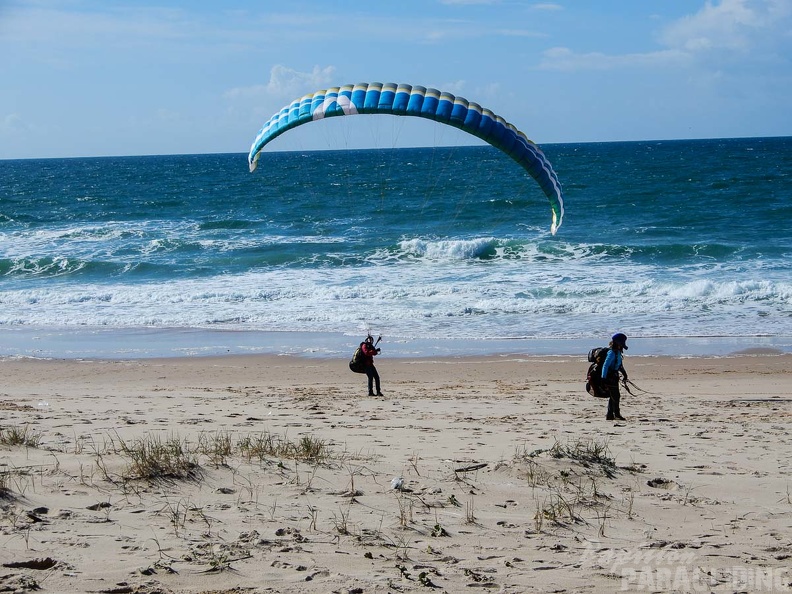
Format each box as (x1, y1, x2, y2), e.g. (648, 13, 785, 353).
(397, 237, 499, 260)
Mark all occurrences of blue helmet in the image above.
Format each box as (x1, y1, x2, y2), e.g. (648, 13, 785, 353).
(612, 332, 628, 349)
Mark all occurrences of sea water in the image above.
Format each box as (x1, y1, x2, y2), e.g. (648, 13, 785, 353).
(1, 137, 790, 358)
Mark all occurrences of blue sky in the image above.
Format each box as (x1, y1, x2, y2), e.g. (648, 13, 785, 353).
(2, 0, 791, 159)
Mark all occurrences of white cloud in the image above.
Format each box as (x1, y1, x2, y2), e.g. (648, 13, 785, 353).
(496, 28, 547, 38)
(539, 46, 688, 71)
(660, 0, 792, 52)
(439, 80, 468, 95)
(1, 113, 25, 132)
(264, 65, 337, 97)
(539, 0, 792, 71)
(531, 3, 563, 11)
(439, 0, 500, 4)
(1, 4, 192, 49)
(224, 65, 336, 102)
(471, 82, 503, 102)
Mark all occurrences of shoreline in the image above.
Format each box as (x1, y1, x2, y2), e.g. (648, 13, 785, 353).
(1, 326, 790, 360)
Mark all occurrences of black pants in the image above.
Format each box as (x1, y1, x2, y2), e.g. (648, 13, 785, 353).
(366, 365, 381, 395)
(606, 380, 621, 418)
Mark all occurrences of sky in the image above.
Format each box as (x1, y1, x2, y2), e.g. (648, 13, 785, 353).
(1, 0, 791, 159)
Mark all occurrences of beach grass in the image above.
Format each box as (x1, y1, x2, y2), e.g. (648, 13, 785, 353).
(0, 424, 42, 447)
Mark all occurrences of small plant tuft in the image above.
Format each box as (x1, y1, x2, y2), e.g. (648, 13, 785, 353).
(237, 431, 329, 464)
(549, 438, 616, 469)
(119, 434, 199, 481)
(0, 425, 42, 447)
(197, 431, 233, 468)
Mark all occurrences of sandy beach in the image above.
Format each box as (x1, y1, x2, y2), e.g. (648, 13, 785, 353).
(1, 352, 791, 593)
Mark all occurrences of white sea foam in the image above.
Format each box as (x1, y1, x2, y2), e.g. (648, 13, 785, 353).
(1, 260, 789, 342)
(398, 237, 497, 259)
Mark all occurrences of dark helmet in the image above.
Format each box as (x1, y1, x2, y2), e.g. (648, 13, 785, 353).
(612, 332, 628, 349)
(365, 335, 374, 344)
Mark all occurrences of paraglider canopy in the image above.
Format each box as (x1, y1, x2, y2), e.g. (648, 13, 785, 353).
(248, 82, 564, 234)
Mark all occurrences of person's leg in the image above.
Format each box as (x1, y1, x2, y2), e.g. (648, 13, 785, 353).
(612, 385, 623, 419)
(366, 368, 375, 395)
(372, 366, 381, 395)
(605, 379, 618, 419)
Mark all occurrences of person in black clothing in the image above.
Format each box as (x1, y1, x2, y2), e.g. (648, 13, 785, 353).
(360, 335, 383, 396)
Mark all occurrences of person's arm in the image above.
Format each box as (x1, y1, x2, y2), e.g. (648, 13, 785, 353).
(601, 350, 615, 379)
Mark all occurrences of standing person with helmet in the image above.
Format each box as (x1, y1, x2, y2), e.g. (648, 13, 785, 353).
(360, 335, 383, 397)
(602, 332, 629, 421)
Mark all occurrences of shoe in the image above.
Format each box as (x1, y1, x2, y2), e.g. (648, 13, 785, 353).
(376, 392, 384, 397)
(606, 415, 614, 420)
(614, 415, 626, 421)
(368, 392, 375, 396)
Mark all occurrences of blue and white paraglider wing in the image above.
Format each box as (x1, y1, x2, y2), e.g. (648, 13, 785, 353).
(248, 82, 564, 234)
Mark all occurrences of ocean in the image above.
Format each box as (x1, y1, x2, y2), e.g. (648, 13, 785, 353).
(1, 137, 790, 359)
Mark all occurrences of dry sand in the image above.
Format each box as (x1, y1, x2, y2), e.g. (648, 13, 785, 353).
(1, 353, 791, 593)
